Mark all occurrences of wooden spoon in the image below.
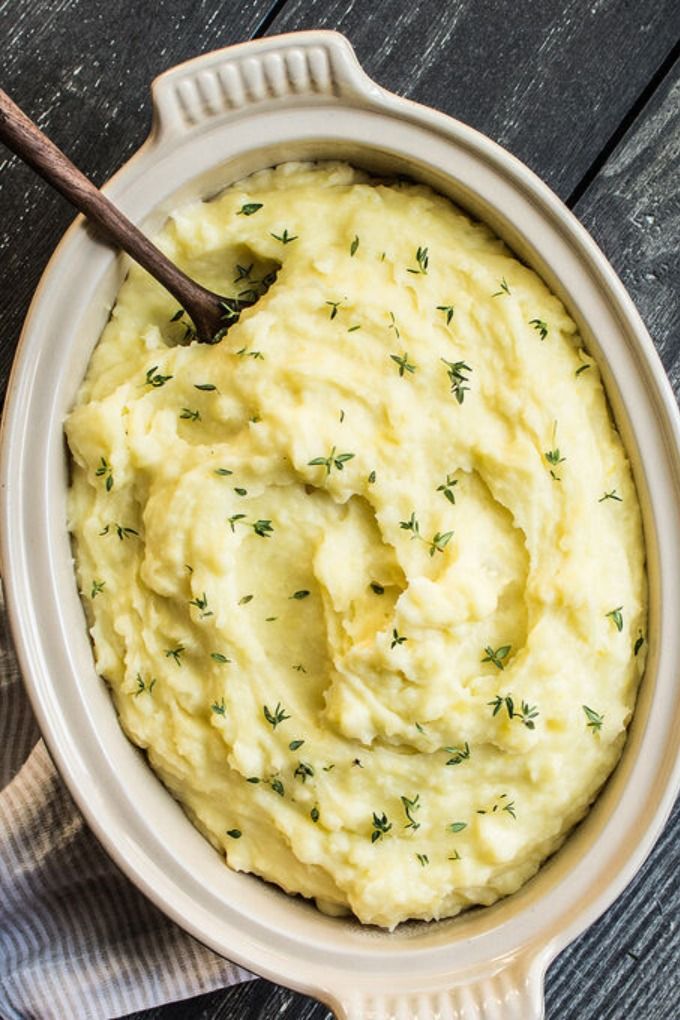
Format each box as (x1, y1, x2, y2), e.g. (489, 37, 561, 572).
(0, 88, 244, 342)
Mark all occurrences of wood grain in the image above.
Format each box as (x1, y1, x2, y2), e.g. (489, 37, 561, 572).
(575, 58, 680, 391)
(2, 1, 679, 1019)
(267, 0, 680, 199)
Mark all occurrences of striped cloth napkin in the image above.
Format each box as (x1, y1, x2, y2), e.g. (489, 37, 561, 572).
(0, 592, 252, 1020)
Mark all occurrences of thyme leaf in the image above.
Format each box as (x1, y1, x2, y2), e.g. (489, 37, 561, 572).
(263, 702, 290, 729)
(482, 645, 511, 670)
(443, 742, 470, 766)
(606, 606, 624, 632)
(294, 762, 315, 783)
(530, 318, 549, 340)
(583, 704, 604, 732)
(164, 646, 184, 666)
(145, 366, 173, 388)
(441, 359, 472, 404)
(390, 352, 416, 377)
(407, 246, 429, 275)
(401, 794, 421, 831)
(308, 447, 355, 475)
(270, 228, 297, 244)
(237, 202, 263, 216)
(188, 592, 213, 618)
(391, 629, 407, 648)
(371, 811, 392, 843)
(95, 456, 114, 491)
(437, 474, 459, 504)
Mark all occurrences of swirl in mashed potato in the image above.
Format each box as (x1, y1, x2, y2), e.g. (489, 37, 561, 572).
(66, 162, 646, 929)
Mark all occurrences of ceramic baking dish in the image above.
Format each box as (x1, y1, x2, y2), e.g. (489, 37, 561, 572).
(2, 31, 680, 1020)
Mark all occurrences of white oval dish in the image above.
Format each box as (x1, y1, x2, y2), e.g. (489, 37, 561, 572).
(2, 31, 680, 1020)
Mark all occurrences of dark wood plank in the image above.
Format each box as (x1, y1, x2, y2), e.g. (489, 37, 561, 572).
(267, 0, 680, 200)
(0, 0, 280, 402)
(574, 58, 680, 389)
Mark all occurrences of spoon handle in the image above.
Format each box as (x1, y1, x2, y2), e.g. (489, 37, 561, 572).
(0, 88, 222, 336)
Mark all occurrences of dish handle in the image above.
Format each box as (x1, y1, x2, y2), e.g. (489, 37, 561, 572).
(328, 957, 546, 1020)
(149, 30, 381, 140)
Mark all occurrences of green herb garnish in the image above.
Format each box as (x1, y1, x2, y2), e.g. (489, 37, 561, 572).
(482, 645, 511, 670)
(95, 456, 113, 491)
(530, 318, 548, 340)
(350, 235, 360, 256)
(90, 579, 105, 599)
(212, 699, 226, 716)
(606, 606, 624, 632)
(237, 203, 263, 216)
(545, 421, 566, 480)
(437, 304, 455, 325)
(437, 474, 458, 504)
(180, 408, 201, 422)
(371, 811, 392, 843)
(407, 246, 429, 275)
(226, 828, 241, 838)
(211, 652, 231, 664)
(134, 673, 156, 697)
(492, 277, 510, 297)
(390, 352, 416, 377)
(270, 228, 297, 244)
(401, 794, 421, 831)
(391, 629, 407, 648)
(443, 742, 470, 766)
(488, 693, 539, 729)
(599, 490, 622, 502)
(188, 592, 212, 618)
(583, 705, 604, 733)
(294, 762, 315, 783)
(449, 821, 467, 833)
(387, 311, 400, 339)
(263, 702, 290, 729)
(99, 523, 138, 541)
(145, 366, 173, 388)
(290, 590, 310, 600)
(441, 359, 472, 404)
(308, 447, 355, 475)
(164, 646, 184, 666)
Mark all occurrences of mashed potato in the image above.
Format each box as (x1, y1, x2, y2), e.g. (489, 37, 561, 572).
(65, 162, 646, 928)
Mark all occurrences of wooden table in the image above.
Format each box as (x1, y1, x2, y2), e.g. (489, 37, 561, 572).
(2, 2, 679, 1017)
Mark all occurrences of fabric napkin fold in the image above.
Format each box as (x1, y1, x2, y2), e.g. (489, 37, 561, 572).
(0, 593, 252, 1020)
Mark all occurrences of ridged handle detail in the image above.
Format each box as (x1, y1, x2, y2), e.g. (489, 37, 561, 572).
(334, 962, 544, 1020)
(150, 32, 377, 137)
